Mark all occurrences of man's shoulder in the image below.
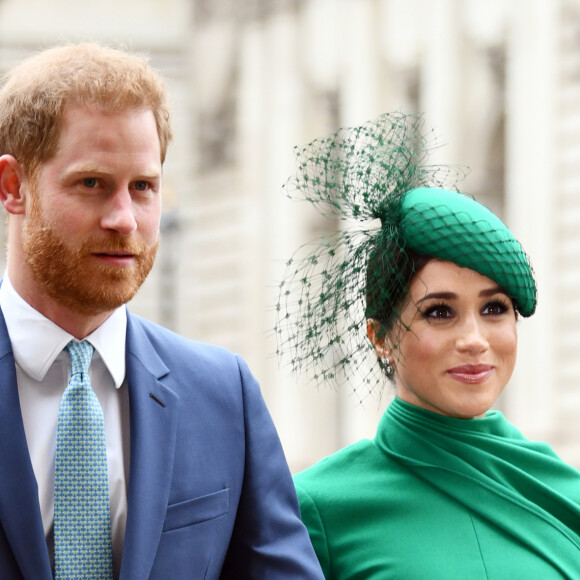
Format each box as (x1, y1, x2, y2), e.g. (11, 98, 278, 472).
(126, 312, 240, 369)
(126, 312, 257, 404)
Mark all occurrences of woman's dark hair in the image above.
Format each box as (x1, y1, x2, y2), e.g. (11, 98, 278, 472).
(365, 240, 432, 337)
(365, 242, 431, 379)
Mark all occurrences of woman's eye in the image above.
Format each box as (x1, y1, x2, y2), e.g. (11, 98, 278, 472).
(422, 304, 453, 320)
(82, 177, 98, 188)
(482, 300, 509, 316)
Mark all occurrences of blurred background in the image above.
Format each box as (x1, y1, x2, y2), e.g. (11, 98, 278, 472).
(0, 0, 578, 471)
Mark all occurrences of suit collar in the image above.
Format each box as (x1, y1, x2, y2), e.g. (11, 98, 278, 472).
(0, 307, 53, 579)
(120, 313, 180, 580)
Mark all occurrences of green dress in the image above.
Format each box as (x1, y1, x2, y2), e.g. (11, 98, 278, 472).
(294, 398, 580, 579)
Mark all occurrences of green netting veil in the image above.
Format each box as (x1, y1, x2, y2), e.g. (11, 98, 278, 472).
(274, 112, 536, 399)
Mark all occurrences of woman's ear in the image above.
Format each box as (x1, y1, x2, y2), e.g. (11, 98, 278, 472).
(367, 318, 390, 358)
(368, 318, 396, 379)
(0, 155, 27, 215)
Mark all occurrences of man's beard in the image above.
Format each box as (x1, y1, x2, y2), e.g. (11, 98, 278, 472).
(22, 198, 158, 316)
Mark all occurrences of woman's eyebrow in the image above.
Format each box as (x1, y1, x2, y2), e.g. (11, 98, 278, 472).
(479, 286, 507, 298)
(416, 291, 457, 305)
(416, 287, 507, 305)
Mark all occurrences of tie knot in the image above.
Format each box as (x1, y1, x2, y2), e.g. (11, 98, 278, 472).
(65, 340, 94, 376)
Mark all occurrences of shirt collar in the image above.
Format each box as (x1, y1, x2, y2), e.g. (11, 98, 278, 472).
(0, 273, 127, 387)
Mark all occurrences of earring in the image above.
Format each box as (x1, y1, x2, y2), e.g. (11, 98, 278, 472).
(381, 356, 394, 378)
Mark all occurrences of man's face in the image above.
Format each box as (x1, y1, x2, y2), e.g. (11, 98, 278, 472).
(21, 104, 162, 316)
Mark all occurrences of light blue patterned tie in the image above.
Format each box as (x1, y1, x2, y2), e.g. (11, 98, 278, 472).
(54, 340, 113, 580)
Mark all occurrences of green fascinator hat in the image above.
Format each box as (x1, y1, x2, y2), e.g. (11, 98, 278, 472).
(400, 187, 536, 317)
(275, 112, 536, 398)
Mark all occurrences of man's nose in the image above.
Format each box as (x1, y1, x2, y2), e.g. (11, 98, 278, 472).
(100, 188, 137, 235)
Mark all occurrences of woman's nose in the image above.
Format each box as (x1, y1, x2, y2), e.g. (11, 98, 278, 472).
(455, 315, 489, 353)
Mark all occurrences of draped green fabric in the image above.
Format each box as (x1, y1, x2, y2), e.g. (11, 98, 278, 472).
(294, 398, 580, 579)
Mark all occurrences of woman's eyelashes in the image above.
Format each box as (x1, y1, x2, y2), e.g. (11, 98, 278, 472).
(421, 302, 453, 320)
(481, 298, 511, 316)
(419, 297, 512, 321)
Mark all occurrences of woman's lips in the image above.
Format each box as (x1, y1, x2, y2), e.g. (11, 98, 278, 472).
(447, 364, 494, 384)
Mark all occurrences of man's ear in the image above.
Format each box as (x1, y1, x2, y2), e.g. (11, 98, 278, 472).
(0, 155, 28, 215)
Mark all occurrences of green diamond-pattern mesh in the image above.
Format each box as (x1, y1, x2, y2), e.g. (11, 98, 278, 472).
(401, 188, 536, 317)
(274, 113, 468, 399)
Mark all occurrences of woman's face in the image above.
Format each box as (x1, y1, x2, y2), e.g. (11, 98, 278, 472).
(386, 259, 518, 419)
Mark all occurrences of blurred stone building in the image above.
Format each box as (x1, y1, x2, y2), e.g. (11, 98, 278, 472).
(0, 0, 578, 470)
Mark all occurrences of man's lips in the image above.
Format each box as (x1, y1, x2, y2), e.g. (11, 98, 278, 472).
(447, 364, 494, 384)
(92, 251, 136, 265)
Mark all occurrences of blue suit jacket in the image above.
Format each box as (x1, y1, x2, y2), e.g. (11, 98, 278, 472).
(0, 308, 323, 579)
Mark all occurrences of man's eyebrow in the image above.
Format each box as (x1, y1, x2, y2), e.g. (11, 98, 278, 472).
(64, 165, 162, 179)
(64, 164, 110, 175)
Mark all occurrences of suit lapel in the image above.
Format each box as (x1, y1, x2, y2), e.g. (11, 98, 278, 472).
(119, 314, 179, 580)
(0, 309, 52, 579)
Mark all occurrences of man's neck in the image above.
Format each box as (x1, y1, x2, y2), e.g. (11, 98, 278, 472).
(34, 305, 114, 340)
(8, 271, 114, 339)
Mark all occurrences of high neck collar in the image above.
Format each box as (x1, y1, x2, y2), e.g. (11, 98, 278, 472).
(386, 397, 508, 436)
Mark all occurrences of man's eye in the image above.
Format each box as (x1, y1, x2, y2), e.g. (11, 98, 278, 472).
(82, 178, 98, 188)
(134, 181, 149, 191)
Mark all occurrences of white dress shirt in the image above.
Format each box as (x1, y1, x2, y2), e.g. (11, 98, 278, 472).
(0, 274, 130, 578)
